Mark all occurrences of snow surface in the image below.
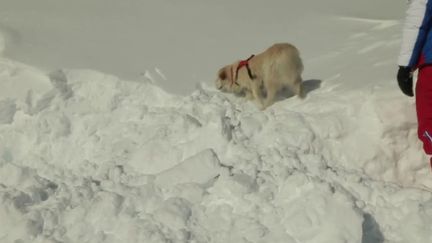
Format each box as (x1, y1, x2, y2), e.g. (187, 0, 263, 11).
(1, 0, 432, 243)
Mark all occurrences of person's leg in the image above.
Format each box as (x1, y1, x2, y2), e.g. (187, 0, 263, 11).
(416, 66, 432, 154)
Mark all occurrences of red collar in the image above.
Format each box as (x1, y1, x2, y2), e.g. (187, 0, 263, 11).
(230, 54, 255, 86)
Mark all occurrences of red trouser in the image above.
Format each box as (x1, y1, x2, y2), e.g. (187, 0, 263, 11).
(416, 66, 432, 155)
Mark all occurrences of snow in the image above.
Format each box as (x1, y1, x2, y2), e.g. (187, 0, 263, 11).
(1, 0, 432, 243)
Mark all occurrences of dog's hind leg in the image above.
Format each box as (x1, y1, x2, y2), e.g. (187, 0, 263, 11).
(289, 76, 304, 99)
(294, 82, 304, 98)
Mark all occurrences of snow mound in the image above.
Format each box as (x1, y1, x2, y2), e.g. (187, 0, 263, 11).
(1, 57, 432, 243)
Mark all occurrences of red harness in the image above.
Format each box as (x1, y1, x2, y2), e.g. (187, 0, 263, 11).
(230, 54, 255, 86)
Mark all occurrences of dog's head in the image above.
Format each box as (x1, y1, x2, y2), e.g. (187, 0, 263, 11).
(215, 66, 230, 91)
(215, 65, 243, 94)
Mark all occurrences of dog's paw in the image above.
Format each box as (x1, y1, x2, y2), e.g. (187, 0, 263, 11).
(257, 102, 268, 110)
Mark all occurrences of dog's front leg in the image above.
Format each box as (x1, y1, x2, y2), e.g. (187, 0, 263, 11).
(263, 85, 277, 109)
(244, 89, 254, 100)
(251, 83, 265, 109)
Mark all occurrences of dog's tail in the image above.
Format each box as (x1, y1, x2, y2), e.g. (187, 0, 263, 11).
(294, 49, 304, 75)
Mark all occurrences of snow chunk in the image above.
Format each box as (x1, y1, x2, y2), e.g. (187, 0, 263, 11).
(49, 69, 73, 99)
(86, 192, 124, 231)
(275, 174, 363, 243)
(155, 149, 221, 188)
(153, 197, 191, 231)
(0, 98, 16, 124)
(0, 163, 24, 187)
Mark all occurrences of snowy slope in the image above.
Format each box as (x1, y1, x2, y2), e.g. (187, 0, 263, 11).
(1, 0, 432, 243)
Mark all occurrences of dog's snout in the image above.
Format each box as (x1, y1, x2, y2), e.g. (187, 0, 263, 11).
(215, 80, 223, 90)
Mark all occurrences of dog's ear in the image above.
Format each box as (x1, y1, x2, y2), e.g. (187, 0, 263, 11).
(218, 68, 227, 80)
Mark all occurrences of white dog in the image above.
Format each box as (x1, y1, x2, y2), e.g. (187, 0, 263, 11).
(216, 43, 304, 109)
